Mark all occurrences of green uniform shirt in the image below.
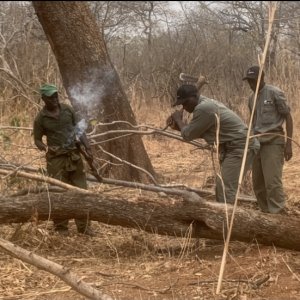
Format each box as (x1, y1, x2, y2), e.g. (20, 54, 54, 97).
(33, 103, 77, 150)
(248, 84, 290, 144)
(181, 96, 259, 150)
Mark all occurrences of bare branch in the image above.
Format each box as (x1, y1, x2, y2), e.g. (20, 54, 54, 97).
(0, 169, 92, 195)
(0, 238, 113, 300)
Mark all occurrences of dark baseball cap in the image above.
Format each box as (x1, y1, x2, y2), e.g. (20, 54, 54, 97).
(173, 84, 198, 106)
(242, 65, 264, 80)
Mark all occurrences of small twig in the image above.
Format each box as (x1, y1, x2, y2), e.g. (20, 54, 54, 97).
(91, 133, 133, 145)
(189, 279, 249, 285)
(98, 279, 178, 294)
(189, 274, 270, 288)
(282, 256, 300, 282)
(252, 274, 271, 288)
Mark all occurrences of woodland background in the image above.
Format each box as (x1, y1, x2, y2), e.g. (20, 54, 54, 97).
(1, 1, 300, 124)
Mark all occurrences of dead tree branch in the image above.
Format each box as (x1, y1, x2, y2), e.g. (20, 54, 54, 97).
(0, 238, 113, 300)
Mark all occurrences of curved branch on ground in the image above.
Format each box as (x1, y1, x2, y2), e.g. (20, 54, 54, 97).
(0, 238, 113, 300)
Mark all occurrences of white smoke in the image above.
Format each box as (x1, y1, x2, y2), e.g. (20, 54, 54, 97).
(69, 68, 115, 120)
(75, 118, 88, 139)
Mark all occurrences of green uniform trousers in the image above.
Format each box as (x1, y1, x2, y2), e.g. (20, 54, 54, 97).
(252, 143, 285, 213)
(216, 148, 256, 203)
(47, 151, 90, 232)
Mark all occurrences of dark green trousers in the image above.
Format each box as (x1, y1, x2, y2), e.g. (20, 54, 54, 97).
(47, 152, 90, 232)
(216, 148, 256, 203)
(252, 144, 285, 213)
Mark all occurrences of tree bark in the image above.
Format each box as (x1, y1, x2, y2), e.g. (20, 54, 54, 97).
(32, 1, 155, 182)
(1, 191, 300, 251)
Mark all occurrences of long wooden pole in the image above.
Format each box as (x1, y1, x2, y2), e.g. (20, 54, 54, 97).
(216, 2, 278, 294)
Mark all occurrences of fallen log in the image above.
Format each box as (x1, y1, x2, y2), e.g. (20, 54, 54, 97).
(0, 191, 299, 251)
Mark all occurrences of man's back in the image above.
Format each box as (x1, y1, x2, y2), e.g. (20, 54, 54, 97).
(182, 96, 258, 149)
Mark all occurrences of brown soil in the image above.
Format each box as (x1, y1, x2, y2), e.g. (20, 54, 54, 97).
(1, 129, 300, 300)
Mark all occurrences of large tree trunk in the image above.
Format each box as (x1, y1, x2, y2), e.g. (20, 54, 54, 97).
(32, 1, 155, 182)
(2, 191, 300, 251)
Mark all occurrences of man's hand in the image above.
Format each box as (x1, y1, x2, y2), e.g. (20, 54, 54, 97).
(171, 110, 183, 122)
(284, 141, 293, 161)
(166, 115, 179, 130)
(166, 110, 185, 131)
(165, 110, 184, 131)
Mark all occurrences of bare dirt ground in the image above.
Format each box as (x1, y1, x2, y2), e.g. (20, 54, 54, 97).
(0, 112, 300, 300)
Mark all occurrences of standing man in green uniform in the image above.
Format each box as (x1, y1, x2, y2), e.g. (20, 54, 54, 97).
(33, 84, 95, 236)
(243, 66, 293, 213)
(168, 84, 260, 204)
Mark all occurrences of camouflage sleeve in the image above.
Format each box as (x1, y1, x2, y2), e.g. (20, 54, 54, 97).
(181, 107, 214, 141)
(274, 88, 290, 115)
(33, 114, 44, 141)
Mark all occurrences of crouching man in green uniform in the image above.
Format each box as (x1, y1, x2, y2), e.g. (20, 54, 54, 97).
(243, 66, 293, 213)
(168, 84, 260, 204)
(33, 84, 95, 236)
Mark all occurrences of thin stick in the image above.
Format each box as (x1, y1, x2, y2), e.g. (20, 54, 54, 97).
(214, 112, 229, 228)
(0, 169, 92, 195)
(216, 2, 278, 294)
(0, 126, 33, 131)
(282, 256, 300, 282)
